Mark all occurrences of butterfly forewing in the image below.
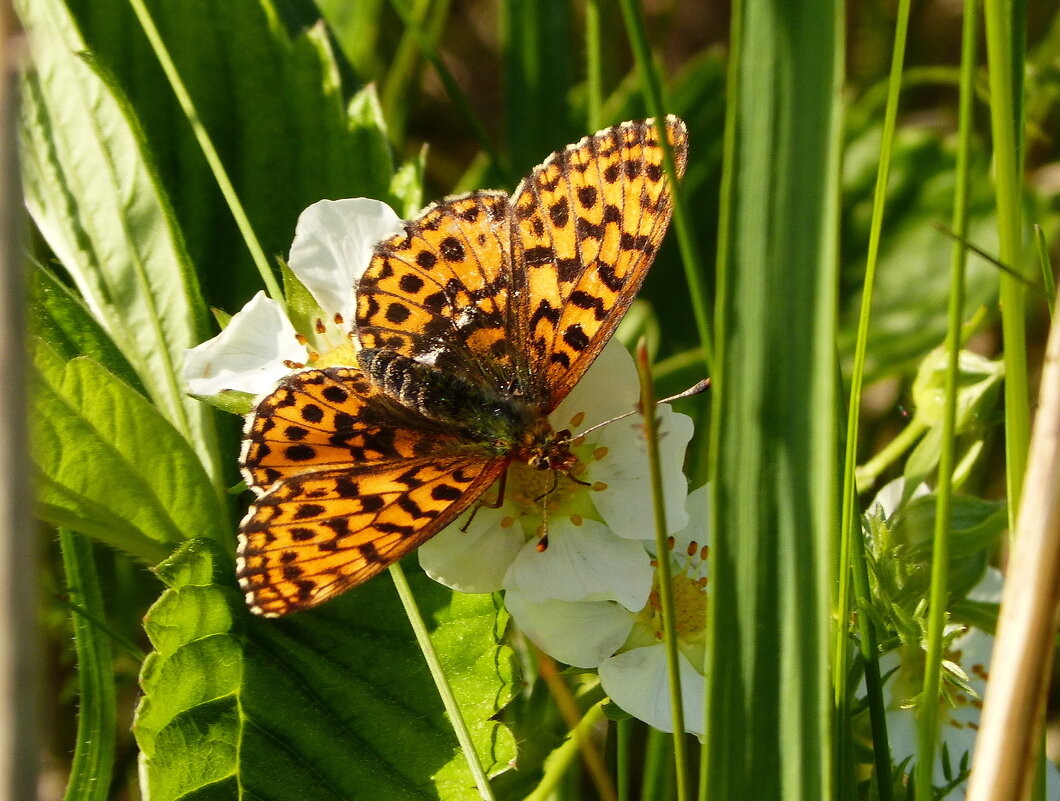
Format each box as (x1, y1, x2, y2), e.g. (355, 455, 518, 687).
(237, 456, 505, 616)
(512, 116, 687, 409)
(355, 191, 523, 390)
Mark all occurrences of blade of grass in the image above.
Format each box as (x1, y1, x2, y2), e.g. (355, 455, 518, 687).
(59, 530, 116, 801)
(704, 1, 842, 799)
(125, 0, 282, 305)
(635, 340, 688, 801)
(916, 1, 977, 796)
(641, 727, 674, 801)
(501, 0, 575, 177)
(833, 2, 910, 797)
(617, 0, 713, 371)
(381, 0, 449, 144)
(983, 0, 1030, 532)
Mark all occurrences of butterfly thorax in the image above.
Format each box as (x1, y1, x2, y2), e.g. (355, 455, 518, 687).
(358, 348, 574, 469)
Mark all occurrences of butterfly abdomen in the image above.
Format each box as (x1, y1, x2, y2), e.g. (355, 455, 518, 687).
(357, 348, 533, 450)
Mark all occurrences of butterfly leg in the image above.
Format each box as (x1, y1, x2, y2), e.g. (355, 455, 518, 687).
(459, 469, 509, 532)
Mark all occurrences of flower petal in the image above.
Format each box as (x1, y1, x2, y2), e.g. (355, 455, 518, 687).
(670, 484, 711, 562)
(505, 593, 634, 668)
(551, 339, 641, 433)
(419, 505, 525, 593)
(870, 477, 931, 520)
(183, 291, 306, 395)
(503, 518, 653, 611)
(599, 646, 706, 736)
(589, 404, 693, 539)
(288, 198, 404, 328)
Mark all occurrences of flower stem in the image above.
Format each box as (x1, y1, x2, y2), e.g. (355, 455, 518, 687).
(534, 646, 617, 801)
(522, 700, 610, 801)
(388, 563, 496, 801)
(125, 0, 283, 305)
(854, 416, 930, 494)
(635, 340, 689, 801)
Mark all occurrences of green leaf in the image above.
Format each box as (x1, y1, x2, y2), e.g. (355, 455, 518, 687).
(188, 391, 256, 417)
(891, 495, 1007, 560)
(63, 0, 400, 315)
(315, 0, 389, 79)
(19, 0, 220, 481)
(33, 343, 227, 563)
(501, 0, 577, 181)
(278, 256, 326, 345)
(345, 83, 396, 198)
(29, 262, 145, 395)
(136, 540, 516, 801)
(838, 127, 1004, 380)
(910, 348, 1004, 431)
(390, 146, 427, 218)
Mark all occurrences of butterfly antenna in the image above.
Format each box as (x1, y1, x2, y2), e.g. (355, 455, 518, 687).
(577, 377, 711, 438)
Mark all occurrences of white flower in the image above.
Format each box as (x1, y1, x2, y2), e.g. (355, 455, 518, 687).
(878, 568, 1060, 799)
(418, 340, 694, 610)
(503, 484, 711, 737)
(183, 198, 404, 396)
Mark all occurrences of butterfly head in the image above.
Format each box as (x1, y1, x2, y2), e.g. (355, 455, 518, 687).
(520, 420, 578, 475)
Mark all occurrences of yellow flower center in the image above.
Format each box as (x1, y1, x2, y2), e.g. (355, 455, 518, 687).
(311, 341, 360, 368)
(624, 540, 709, 670)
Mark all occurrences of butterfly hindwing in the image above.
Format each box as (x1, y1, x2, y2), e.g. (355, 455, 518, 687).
(241, 366, 466, 492)
(237, 456, 506, 616)
(512, 116, 687, 409)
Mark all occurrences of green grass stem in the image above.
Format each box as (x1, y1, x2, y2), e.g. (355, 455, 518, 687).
(616, 717, 631, 801)
(388, 0, 507, 180)
(618, 0, 713, 371)
(983, 0, 1030, 532)
(388, 562, 496, 801)
(833, 0, 911, 753)
(915, 2, 976, 796)
(125, 0, 282, 305)
(635, 340, 688, 801)
(522, 701, 609, 801)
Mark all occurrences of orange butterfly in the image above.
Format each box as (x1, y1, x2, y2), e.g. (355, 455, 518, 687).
(237, 116, 688, 616)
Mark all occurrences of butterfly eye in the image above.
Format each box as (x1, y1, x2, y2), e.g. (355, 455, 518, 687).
(555, 429, 571, 443)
